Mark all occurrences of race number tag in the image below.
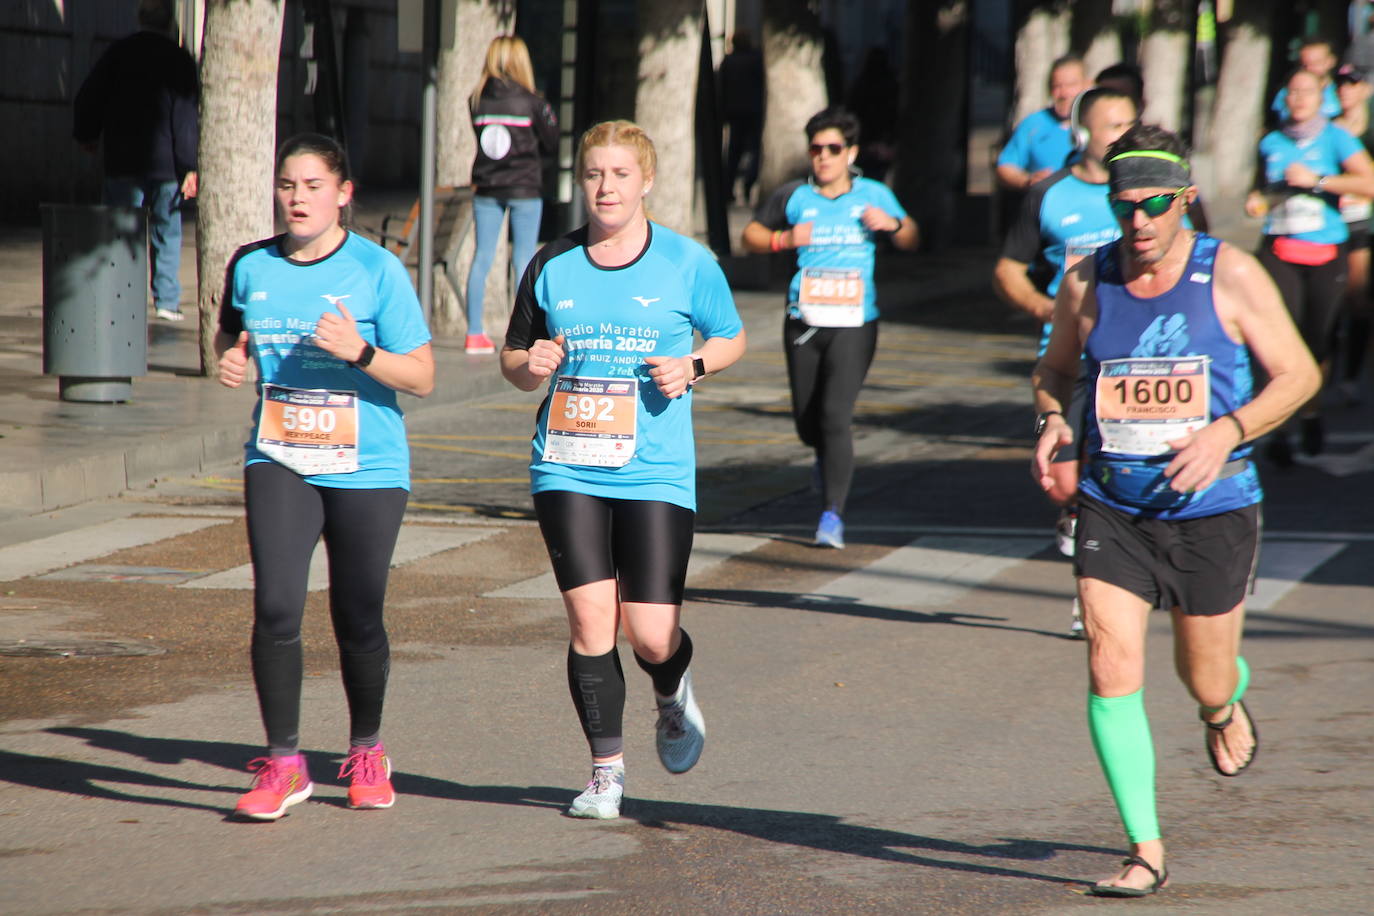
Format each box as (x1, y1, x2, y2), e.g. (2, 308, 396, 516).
(1267, 193, 1325, 235)
(542, 376, 637, 467)
(797, 267, 864, 327)
(1095, 357, 1211, 456)
(257, 384, 360, 476)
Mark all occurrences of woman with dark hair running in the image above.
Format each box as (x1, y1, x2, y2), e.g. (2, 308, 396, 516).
(501, 120, 745, 819)
(742, 107, 918, 548)
(217, 133, 434, 820)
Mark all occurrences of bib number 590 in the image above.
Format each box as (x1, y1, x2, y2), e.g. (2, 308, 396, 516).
(562, 395, 615, 422)
(280, 405, 339, 433)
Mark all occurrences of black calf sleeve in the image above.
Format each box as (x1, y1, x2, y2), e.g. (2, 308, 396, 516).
(567, 646, 625, 758)
(634, 629, 694, 697)
(251, 630, 303, 756)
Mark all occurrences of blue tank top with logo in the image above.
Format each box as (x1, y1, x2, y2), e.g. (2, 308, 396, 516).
(1081, 233, 1262, 519)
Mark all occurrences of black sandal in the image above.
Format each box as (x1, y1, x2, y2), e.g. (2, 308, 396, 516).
(1202, 700, 1259, 777)
(1087, 855, 1168, 897)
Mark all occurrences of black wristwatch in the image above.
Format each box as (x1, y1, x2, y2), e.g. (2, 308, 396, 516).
(350, 343, 376, 368)
(691, 356, 706, 382)
(1034, 410, 1062, 437)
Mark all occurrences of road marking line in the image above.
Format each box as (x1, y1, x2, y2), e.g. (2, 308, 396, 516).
(808, 536, 1048, 609)
(0, 517, 226, 581)
(1248, 540, 1347, 611)
(179, 526, 503, 591)
(484, 533, 769, 600)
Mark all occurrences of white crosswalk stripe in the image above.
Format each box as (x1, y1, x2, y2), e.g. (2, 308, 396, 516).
(179, 527, 502, 591)
(483, 532, 769, 600)
(809, 535, 1048, 608)
(1249, 540, 1347, 611)
(0, 517, 225, 581)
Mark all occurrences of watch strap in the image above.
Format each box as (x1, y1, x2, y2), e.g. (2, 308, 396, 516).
(351, 343, 376, 368)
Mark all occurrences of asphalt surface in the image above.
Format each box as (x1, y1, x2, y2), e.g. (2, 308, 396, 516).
(0, 204, 1372, 914)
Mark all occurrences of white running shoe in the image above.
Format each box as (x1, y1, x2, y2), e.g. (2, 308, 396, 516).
(155, 307, 185, 322)
(655, 669, 705, 774)
(1056, 507, 1077, 557)
(567, 765, 624, 819)
(1068, 597, 1085, 640)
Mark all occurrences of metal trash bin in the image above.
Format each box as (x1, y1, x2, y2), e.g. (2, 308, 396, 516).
(41, 204, 149, 403)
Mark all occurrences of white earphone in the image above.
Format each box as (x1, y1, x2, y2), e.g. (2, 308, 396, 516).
(1068, 89, 1090, 151)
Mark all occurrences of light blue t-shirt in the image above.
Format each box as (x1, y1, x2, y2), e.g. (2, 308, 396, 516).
(755, 176, 908, 323)
(1259, 124, 1365, 243)
(504, 223, 744, 511)
(998, 107, 1074, 176)
(226, 232, 432, 490)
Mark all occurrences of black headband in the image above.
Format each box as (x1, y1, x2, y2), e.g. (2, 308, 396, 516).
(1108, 150, 1191, 194)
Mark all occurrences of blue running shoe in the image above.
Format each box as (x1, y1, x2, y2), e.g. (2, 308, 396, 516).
(655, 670, 705, 774)
(814, 510, 845, 549)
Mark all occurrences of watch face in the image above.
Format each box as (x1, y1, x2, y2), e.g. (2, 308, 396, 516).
(693, 357, 705, 379)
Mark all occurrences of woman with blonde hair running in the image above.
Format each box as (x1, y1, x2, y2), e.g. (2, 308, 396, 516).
(502, 120, 745, 819)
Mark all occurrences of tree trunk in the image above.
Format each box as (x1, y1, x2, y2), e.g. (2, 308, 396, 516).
(1070, 0, 1120, 82)
(758, 0, 827, 200)
(432, 0, 507, 338)
(1010, 2, 1070, 127)
(1139, 0, 1190, 132)
(1206, 0, 1276, 201)
(636, 0, 702, 235)
(896, 0, 969, 250)
(196, 0, 286, 374)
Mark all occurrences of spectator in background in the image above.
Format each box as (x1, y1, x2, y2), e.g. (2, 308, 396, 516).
(1272, 39, 1343, 121)
(846, 47, 899, 182)
(1345, 8, 1374, 73)
(996, 54, 1087, 191)
(719, 31, 765, 206)
(73, 0, 198, 322)
(1094, 62, 1145, 112)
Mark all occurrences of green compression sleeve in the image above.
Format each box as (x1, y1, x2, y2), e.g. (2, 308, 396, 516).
(1088, 689, 1160, 844)
(1226, 656, 1250, 707)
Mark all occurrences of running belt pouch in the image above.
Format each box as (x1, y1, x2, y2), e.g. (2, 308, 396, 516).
(1091, 457, 1249, 511)
(1271, 236, 1338, 265)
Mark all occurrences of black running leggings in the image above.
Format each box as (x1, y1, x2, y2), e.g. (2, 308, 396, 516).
(533, 490, 695, 605)
(244, 461, 408, 755)
(783, 316, 879, 513)
(1259, 238, 1347, 364)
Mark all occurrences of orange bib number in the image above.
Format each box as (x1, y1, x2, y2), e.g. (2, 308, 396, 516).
(1095, 357, 1210, 456)
(797, 267, 864, 327)
(257, 384, 360, 476)
(542, 376, 637, 467)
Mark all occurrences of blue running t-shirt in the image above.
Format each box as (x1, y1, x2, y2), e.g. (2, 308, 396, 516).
(1258, 124, 1364, 244)
(753, 175, 908, 323)
(998, 107, 1074, 177)
(504, 222, 743, 511)
(222, 231, 432, 490)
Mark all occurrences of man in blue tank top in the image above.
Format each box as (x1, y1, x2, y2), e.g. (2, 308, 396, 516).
(1031, 125, 1320, 898)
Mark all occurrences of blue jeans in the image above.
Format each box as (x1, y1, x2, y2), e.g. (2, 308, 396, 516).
(105, 177, 183, 312)
(466, 195, 542, 334)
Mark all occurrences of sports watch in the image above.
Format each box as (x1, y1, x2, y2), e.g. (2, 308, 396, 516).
(1034, 410, 1062, 437)
(691, 356, 706, 382)
(350, 343, 376, 369)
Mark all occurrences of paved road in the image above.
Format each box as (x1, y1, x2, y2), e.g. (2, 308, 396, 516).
(1, 270, 1372, 914)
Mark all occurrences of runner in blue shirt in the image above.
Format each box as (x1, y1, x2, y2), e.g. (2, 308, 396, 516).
(1271, 39, 1343, 120)
(216, 133, 434, 821)
(996, 54, 1088, 191)
(1246, 68, 1374, 464)
(502, 120, 746, 820)
(994, 86, 1138, 637)
(743, 107, 918, 549)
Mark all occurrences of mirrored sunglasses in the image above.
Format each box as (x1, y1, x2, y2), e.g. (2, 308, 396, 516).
(1109, 189, 1187, 220)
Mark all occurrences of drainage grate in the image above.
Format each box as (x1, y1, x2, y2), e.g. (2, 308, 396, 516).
(0, 639, 166, 658)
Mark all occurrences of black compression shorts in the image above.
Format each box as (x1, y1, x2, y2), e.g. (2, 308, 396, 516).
(1073, 495, 1260, 615)
(533, 490, 695, 605)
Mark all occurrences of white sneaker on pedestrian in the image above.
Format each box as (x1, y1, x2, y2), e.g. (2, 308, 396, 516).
(1068, 597, 1084, 640)
(655, 669, 705, 774)
(155, 307, 185, 322)
(567, 765, 624, 819)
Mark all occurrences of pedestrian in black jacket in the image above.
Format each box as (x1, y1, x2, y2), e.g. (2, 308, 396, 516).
(73, 0, 198, 322)
(465, 35, 558, 354)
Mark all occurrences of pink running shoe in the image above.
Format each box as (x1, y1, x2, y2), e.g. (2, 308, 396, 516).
(465, 332, 496, 355)
(339, 743, 395, 810)
(234, 755, 313, 821)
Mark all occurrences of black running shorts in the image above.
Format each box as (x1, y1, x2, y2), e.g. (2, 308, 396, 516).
(533, 490, 695, 605)
(1073, 495, 1261, 615)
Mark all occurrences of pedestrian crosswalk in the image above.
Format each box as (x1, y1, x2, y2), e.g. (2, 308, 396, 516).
(0, 513, 1361, 615)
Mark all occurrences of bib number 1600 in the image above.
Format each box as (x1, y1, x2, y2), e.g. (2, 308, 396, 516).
(562, 395, 615, 422)
(280, 404, 339, 433)
(1110, 377, 1195, 406)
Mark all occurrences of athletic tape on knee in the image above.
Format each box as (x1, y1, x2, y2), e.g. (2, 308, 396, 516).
(1088, 689, 1160, 844)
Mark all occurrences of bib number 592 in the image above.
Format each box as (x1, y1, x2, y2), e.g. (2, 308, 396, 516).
(562, 395, 615, 422)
